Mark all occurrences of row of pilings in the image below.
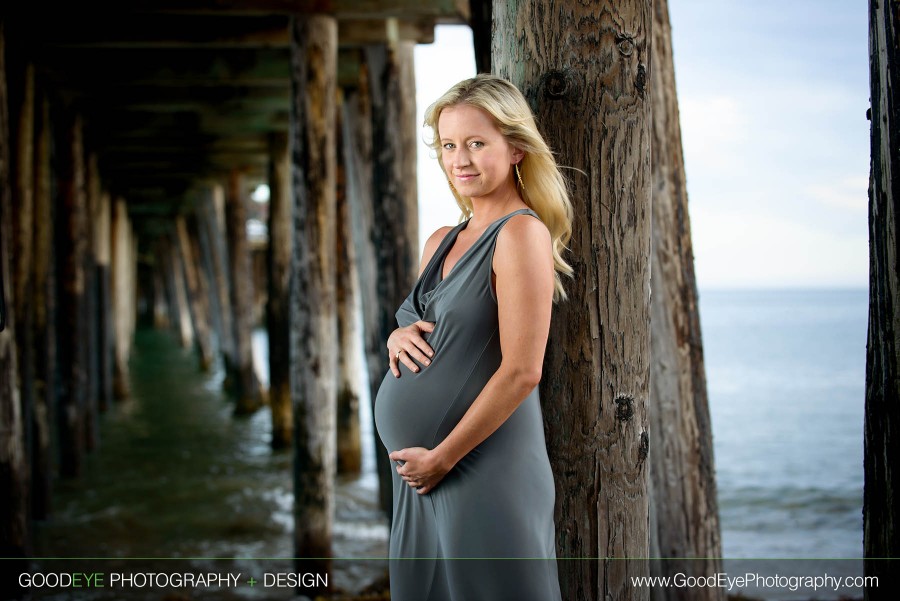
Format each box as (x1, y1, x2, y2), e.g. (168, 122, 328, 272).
(0, 17, 421, 596)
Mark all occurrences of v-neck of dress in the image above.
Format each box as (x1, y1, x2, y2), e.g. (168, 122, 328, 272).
(437, 208, 532, 284)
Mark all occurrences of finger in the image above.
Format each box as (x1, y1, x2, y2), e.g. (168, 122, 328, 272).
(415, 320, 436, 333)
(388, 353, 400, 378)
(410, 337, 435, 360)
(399, 351, 420, 373)
(403, 343, 432, 366)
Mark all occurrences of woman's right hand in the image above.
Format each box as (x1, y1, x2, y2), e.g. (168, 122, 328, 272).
(388, 320, 435, 378)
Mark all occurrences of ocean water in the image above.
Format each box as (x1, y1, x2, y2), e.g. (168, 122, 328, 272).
(698, 287, 867, 599)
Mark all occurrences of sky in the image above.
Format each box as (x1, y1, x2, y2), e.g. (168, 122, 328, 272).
(412, 0, 870, 290)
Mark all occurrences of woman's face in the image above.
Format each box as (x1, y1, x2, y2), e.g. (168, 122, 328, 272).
(438, 104, 523, 200)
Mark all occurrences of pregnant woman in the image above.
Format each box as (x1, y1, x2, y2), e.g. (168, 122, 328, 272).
(374, 74, 573, 601)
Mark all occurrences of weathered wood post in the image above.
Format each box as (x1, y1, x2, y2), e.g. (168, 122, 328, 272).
(334, 87, 362, 474)
(11, 60, 35, 527)
(267, 130, 292, 449)
(204, 184, 236, 373)
(192, 196, 224, 358)
(360, 39, 419, 520)
(152, 266, 169, 329)
(225, 169, 262, 413)
(94, 190, 113, 413)
(494, 2, 653, 599)
(57, 109, 89, 477)
(865, 1, 900, 596)
(84, 153, 100, 449)
(343, 62, 381, 482)
(187, 215, 216, 367)
(31, 90, 55, 519)
(647, 1, 723, 598)
(176, 214, 214, 370)
(166, 230, 194, 349)
(289, 13, 338, 595)
(111, 198, 134, 400)
(469, 0, 492, 73)
(0, 17, 30, 568)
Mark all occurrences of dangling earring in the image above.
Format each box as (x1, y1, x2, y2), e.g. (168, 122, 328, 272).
(447, 178, 457, 193)
(515, 163, 525, 190)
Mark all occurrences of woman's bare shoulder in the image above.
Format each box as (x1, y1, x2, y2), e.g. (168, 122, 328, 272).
(496, 213, 551, 254)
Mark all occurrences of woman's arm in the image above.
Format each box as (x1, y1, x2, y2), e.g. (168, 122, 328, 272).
(390, 214, 554, 493)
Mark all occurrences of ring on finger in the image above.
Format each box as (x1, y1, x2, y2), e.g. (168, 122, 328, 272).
(396, 349, 403, 360)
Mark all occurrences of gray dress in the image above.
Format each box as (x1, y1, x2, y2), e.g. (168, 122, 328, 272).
(374, 208, 563, 601)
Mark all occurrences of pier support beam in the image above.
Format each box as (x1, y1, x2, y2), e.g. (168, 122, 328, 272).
(266, 130, 292, 449)
(0, 18, 30, 565)
(84, 153, 101, 450)
(31, 90, 54, 519)
(289, 13, 338, 595)
(335, 88, 362, 475)
(176, 214, 214, 370)
(111, 198, 135, 400)
(494, 1, 653, 598)
(166, 229, 193, 349)
(94, 191, 113, 413)
(359, 40, 419, 520)
(11, 60, 35, 531)
(57, 110, 89, 478)
(225, 170, 262, 413)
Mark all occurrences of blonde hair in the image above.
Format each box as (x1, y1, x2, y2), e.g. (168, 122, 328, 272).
(423, 74, 574, 302)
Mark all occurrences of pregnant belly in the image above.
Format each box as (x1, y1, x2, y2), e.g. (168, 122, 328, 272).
(374, 362, 457, 454)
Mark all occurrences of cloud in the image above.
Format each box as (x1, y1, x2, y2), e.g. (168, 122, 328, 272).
(690, 208, 868, 288)
(679, 94, 750, 172)
(804, 176, 869, 211)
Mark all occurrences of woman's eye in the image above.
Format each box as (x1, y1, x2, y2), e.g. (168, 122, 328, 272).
(470, 141, 484, 149)
(442, 143, 455, 150)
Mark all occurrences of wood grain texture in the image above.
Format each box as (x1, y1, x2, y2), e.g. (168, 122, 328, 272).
(225, 169, 262, 413)
(359, 42, 420, 522)
(57, 110, 88, 478)
(266, 130, 293, 449)
(494, 1, 652, 599)
(865, 0, 900, 595)
(0, 18, 30, 564)
(647, 1, 723, 598)
(289, 14, 338, 594)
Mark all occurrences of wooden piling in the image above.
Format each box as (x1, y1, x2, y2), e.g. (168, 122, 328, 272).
(111, 198, 134, 400)
(0, 17, 30, 563)
(225, 170, 262, 413)
(359, 41, 420, 520)
(152, 265, 169, 329)
(494, 1, 653, 598)
(84, 153, 101, 450)
(31, 90, 54, 519)
(266, 130, 292, 449)
(289, 14, 338, 593)
(865, 0, 900, 586)
(57, 109, 89, 477)
(647, 1, 724, 597)
(94, 191, 113, 411)
(176, 214, 214, 370)
(11, 60, 35, 524)
(166, 229, 193, 349)
(187, 215, 216, 368)
(334, 87, 361, 474)
(199, 185, 235, 373)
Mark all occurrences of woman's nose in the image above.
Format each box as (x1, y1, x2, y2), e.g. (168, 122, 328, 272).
(453, 148, 471, 167)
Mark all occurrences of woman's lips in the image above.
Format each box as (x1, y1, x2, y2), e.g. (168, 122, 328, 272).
(455, 174, 477, 181)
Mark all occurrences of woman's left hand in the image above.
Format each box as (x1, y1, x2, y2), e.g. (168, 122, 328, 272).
(389, 447, 451, 495)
